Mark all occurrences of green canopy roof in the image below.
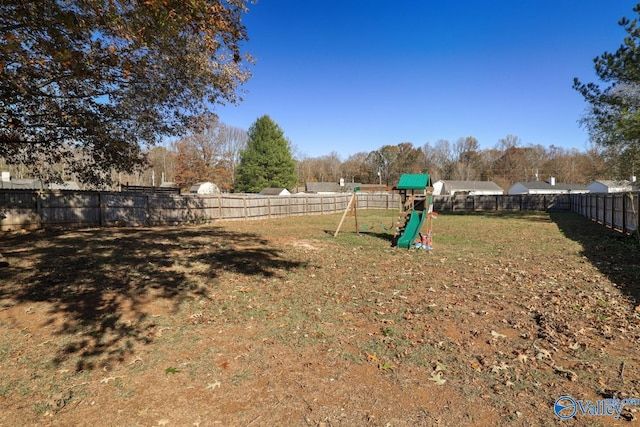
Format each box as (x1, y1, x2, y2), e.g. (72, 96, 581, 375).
(397, 174, 431, 190)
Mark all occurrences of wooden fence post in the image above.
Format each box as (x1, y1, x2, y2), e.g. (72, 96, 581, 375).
(622, 193, 627, 234)
(569, 194, 572, 212)
(146, 194, 150, 226)
(243, 196, 248, 220)
(35, 191, 43, 229)
(98, 193, 104, 227)
(637, 193, 640, 232)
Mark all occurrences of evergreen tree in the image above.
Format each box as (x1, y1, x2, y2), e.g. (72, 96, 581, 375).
(234, 115, 297, 193)
(574, 3, 640, 161)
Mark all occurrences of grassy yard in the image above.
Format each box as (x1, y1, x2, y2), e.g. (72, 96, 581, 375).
(0, 210, 639, 426)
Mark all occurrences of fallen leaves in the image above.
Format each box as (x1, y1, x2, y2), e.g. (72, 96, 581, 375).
(553, 365, 578, 382)
(3, 212, 640, 425)
(428, 362, 447, 385)
(490, 362, 510, 374)
(429, 371, 446, 385)
(490, 330, 507, 340)
(205, 381, 221, 391)
(533, 344, 552, 362)
(378, 362, 395, 371)
(99, 376, 122, 384)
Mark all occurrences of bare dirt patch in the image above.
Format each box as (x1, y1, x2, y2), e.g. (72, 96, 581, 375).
(291, 240, 324, 251)
(1, 210, 639, 426)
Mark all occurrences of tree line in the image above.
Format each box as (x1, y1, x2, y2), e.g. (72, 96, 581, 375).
(5, 118, 616, 193)
(0, 113, 627, 192)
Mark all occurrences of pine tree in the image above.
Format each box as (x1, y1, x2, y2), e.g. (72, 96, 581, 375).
(235, 116, 297, 193)
(574, 3, 640, 161)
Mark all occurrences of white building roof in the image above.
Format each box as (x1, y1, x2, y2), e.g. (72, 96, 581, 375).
(508, 181, 588, 195)
(587, 180, 635, 193)
(433, 180, 503, 196)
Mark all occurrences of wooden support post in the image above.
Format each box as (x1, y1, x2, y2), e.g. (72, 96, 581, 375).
(354, 194, 359, 232)
(334, 192, 356, 237)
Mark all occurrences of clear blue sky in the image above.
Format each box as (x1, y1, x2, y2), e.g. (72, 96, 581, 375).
(214, 0, 639, 159)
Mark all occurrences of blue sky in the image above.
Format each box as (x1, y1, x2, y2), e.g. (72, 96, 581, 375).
(214, 1, 639, 159)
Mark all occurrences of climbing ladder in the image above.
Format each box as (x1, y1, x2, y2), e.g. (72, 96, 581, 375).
(394, 194, 414, 239)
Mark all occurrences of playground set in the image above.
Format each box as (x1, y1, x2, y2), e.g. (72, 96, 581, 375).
(334, 174, 436, 250)
(393, 174, 435, 249)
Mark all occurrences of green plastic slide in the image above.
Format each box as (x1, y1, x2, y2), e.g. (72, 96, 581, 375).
(396, 209, 427, 248)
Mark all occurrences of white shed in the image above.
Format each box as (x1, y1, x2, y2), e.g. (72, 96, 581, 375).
(587, 180, 635, 193)
(189, 182, 220, 195)
(259, 187, 291, 196)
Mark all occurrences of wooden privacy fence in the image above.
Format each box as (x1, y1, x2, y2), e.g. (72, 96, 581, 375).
(570, 192, 640, 234)
(432, 194, 572, 212)
(0, 190, 582, 231)
(0, 190, 401, 231)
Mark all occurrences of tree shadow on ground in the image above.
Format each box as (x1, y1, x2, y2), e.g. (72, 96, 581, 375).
(0, 226, 307, 371)
(550, 211, 640, 305)
(324, 228, 396, 245)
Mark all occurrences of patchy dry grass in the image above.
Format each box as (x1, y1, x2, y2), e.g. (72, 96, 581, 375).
(1, 210, 639, 426)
